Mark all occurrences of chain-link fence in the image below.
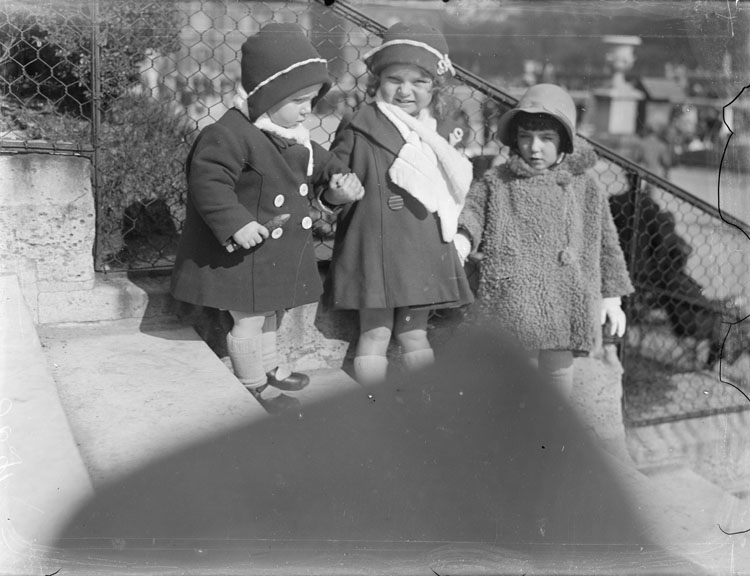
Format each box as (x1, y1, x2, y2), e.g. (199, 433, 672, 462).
(2, 0, 748, 426)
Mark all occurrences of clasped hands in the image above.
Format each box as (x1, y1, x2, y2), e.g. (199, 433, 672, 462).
(323, 172, 364, 206)
(230, 173, 364, 250)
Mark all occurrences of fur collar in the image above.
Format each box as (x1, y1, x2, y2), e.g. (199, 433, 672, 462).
(232, 84, 313, 176)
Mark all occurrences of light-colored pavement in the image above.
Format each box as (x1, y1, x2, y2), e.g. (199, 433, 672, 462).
(1, 276, 93, 554)
(4, 271, 750, 575)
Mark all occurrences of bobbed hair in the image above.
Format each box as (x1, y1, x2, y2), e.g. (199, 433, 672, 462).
(506, 112, 571, 155)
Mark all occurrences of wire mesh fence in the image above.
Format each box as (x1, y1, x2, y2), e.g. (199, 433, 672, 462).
(1, 0, 748, 426)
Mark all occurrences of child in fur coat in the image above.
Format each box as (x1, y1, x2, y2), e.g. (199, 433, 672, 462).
(171, 23, 363, 414)
(455, 84, 634, 395)
(321, 23, 474, 387)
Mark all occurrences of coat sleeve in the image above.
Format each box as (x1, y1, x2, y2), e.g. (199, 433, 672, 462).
(329, 116, 357, 173)
(311, 141, 349, 185)
(311, 141, 351, 214)
(596, 178, 635, 298)
(458, 174, 490, 250)
(313, 118, 360, 214)
(186, 122, 256, 244)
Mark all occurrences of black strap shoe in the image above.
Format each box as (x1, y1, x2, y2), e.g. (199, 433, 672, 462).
(245, 384, 302, 416)
(265, 367, 310, 392)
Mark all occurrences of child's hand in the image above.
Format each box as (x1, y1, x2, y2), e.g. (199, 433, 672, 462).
(601, 297, 626, 338)
(326, 173, 364, 205)
(231, 221, 269, 250)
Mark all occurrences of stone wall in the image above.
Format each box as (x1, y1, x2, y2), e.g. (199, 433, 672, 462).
(0, 153, 95, 322)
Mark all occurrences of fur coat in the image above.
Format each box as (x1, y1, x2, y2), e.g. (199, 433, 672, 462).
(458, 138, 634, 352)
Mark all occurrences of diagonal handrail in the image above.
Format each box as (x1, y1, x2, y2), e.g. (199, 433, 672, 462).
(317, 0, 750, 234)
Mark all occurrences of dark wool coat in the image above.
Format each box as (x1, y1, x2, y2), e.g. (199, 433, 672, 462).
(325, 102, 473, 310)
(171, 108, 344, 314)
(458, 138, 634, 352)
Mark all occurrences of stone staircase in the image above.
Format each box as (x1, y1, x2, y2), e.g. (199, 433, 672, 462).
(5, 270, 750, 575)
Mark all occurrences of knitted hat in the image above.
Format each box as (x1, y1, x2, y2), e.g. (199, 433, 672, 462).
(363, 22, 455, 79)
(496, 84, 577, 153)
(240, 23, 331, 121)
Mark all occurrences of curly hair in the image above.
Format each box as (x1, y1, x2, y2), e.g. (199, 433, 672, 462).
(364, 68, 453, 122)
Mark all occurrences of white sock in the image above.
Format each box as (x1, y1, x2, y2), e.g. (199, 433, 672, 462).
(226, 333, 266, 389)
(353, 355, 388, 387)
(261, 330, 277, 374)
(401, 348, 435, 372)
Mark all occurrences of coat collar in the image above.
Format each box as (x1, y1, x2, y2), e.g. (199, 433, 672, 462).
(347, 102, 405, 158)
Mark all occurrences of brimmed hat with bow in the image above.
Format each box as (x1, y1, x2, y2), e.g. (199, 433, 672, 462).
(363, 22, 455, 79)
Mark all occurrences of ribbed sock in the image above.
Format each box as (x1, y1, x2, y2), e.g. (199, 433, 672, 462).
(353, 355, 389, 387)
(226, 333, 266, 389)
(261, 330, 277, 374)
(401, 348, 435, 372)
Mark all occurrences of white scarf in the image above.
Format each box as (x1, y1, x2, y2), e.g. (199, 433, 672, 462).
(375, 99, 473, 242)
(232, 85, 314, 176)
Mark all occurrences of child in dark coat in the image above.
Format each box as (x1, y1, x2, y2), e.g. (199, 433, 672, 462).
(456, 84, 634, 395)
(321, 23, 474, 387)
(171, 23, 362, 413)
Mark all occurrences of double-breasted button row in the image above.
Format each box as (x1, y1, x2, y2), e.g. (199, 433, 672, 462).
(272, 184, 308, 209)
(267, 216, 314, 240)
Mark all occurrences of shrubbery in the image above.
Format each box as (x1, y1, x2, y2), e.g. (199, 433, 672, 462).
(1, 0, 191, 268)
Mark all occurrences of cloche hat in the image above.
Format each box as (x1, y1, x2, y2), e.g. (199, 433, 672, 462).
(240, 23, 331, 121)
(363, 22, 455, 79)
(496, 83, 577, 154)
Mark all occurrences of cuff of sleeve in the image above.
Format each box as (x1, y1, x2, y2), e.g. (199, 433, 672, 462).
(457, 227, 474, 249)
(316, 190, 339, 215)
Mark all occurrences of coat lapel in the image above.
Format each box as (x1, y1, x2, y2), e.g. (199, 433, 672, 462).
(348, 103, 404, 158)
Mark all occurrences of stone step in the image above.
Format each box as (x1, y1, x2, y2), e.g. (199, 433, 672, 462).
(627, 411, 750, 495)
(38, 318, 360, 488)
(612, 460, 750, 573)
(0, 275, 94, 561)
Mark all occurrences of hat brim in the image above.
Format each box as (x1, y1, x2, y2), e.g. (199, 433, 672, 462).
(365, 44, 441, 77)
(247, 62, 331, 121)
(496, 106, 575, 153)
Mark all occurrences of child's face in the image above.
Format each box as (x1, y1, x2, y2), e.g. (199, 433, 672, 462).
(516, 126, 563, 171)
(377, 64, 433, 116)
(267, 83, 323, 128)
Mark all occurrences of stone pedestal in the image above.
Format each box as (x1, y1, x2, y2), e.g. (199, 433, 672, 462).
(593, 85, 644, 135)
(592, 35, 644, 136)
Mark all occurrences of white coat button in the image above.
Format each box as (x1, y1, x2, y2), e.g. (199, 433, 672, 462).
(274, 194, 285, 207)
(299, 183, 309, 196)
(301, 216, 313, 229)
(271, 227, 283, 239)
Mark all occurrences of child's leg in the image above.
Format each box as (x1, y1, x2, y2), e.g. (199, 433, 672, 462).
(260, 311, 309, 391)
(354, 308, 394, 386)
(537, 350, 575, 398)
(260, 312, 278, 373)
(227, 311, 267, 390)
(394, 308, 434, 372)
